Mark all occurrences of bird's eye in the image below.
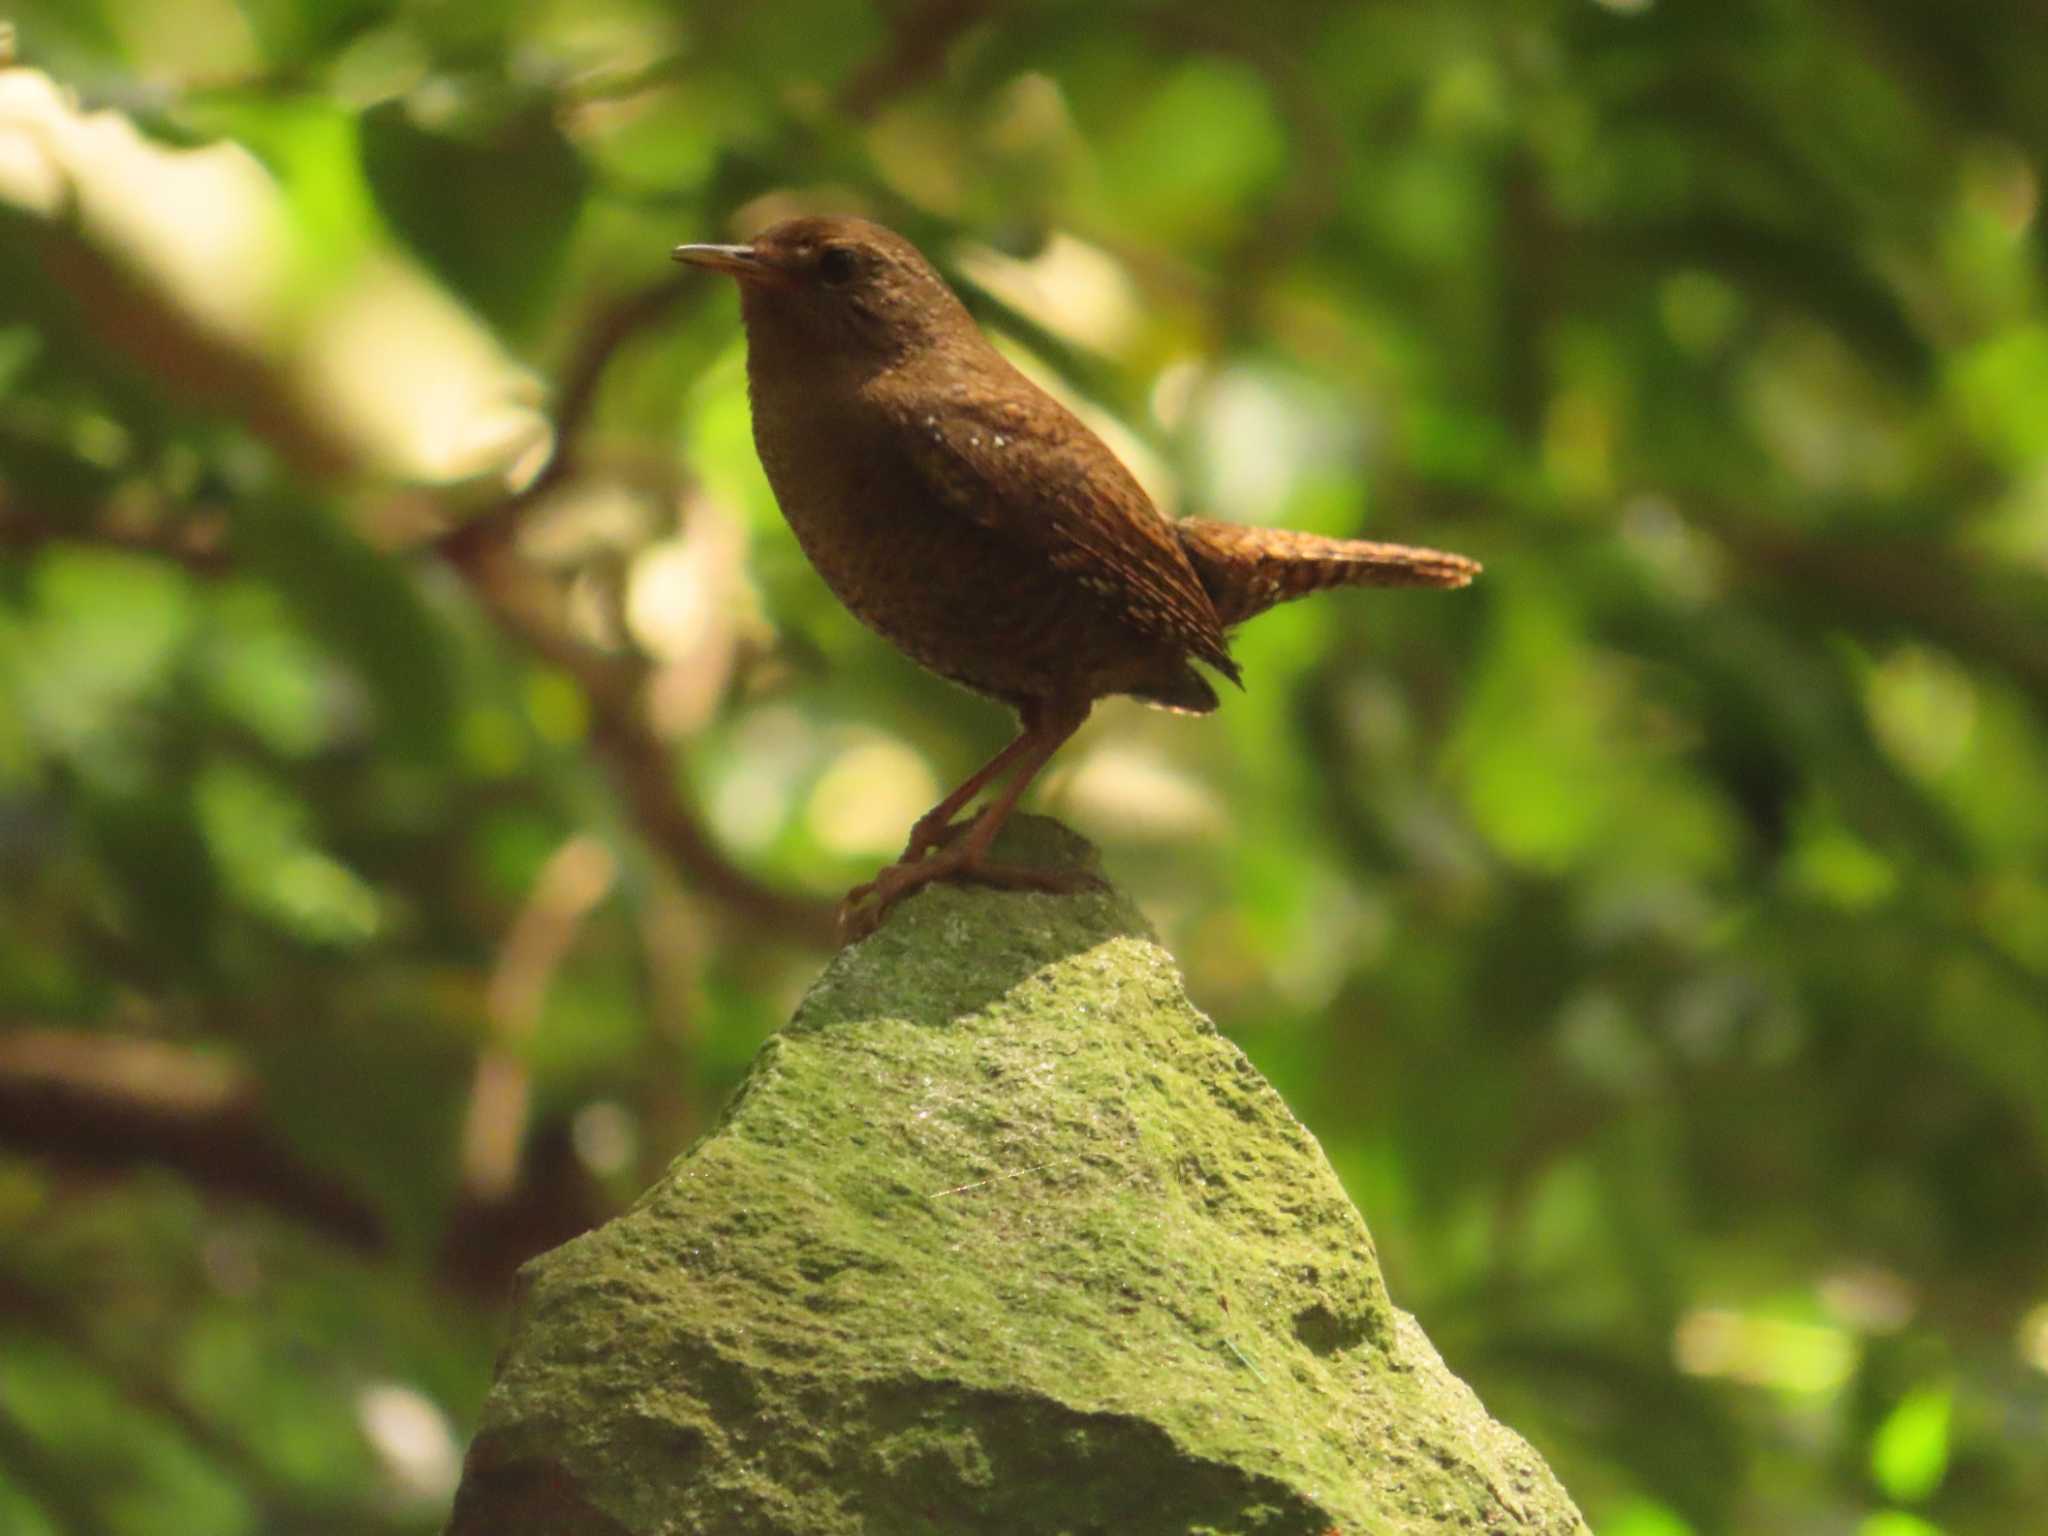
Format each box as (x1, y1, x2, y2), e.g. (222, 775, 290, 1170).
(817, 246, 858, 286)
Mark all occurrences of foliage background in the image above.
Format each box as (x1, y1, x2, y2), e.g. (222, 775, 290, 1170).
(2, 1, 2046, 1532)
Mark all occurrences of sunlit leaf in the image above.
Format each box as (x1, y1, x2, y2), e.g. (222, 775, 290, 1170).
(1603, 1499, 1695, 1536)
(1871, 1385, 1953, 1503)
(1861, 1513, 1947, 1536)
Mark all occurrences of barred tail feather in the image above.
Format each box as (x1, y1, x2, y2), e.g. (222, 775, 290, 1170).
(1177, 518, 1481, 627)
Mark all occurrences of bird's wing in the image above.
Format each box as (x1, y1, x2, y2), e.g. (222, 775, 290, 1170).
(882, 379, 1239, 682)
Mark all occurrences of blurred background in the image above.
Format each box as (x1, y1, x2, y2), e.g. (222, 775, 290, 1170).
(1, 0, 2045, 1532)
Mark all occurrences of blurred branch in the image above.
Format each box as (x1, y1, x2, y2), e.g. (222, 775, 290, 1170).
(582, 679, 838, 948)
(1732, 528, 2048, 715)
(836, 0, 995, 121)
(436, 1119, 613, 1297)
(0, 1395, 115, 1536)
(441, 535, 838, 948)
(0, 1027, 624, 1295)
(0, 490, 234, 575)
(0, 1029, 384, 1253)
(460, 837, 619, 1202)
(435, 274, 701, 561)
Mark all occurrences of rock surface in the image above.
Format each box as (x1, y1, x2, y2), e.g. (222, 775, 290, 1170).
(447, 819, 1589, 1535)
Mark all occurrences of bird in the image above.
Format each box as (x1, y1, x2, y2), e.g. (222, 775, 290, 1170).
(672, 215, 1479, 941)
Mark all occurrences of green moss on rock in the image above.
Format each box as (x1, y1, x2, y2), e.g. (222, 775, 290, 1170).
(449, 819, 1588, 1536)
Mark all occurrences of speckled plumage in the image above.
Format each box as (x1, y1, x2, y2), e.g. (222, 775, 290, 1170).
(674, 216, 1480, 938)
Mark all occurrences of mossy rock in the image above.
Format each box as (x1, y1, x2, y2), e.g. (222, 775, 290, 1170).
(448, 818, 1588, 1535)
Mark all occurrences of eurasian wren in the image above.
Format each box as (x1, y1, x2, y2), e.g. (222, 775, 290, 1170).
(674, 217, 1479, 940)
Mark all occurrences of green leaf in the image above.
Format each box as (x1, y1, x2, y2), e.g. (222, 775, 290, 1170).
(358, 95, 589, 338)
(11, 549, 198, 780)
(229, 493, 457, 763)
(1948, 325, 2048, 468)
(177, 95, 384, 288)
(1870, 1384, 1953, 1503)
(5, 0, 128, 67)
(84, 782, 222, 973)
(195, 760, 380, 946)
(198, 583, 335, 758)
(1093, 59, 1285, 241)
(232, 0, 389, 67)
(1603, 1500, 1695, 1536)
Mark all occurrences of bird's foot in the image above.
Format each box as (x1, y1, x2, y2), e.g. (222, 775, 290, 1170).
(899, 810, 974, 864)
(837, 848, 1106, 945)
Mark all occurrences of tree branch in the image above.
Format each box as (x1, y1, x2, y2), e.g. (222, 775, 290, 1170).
(0, 1029, 384, 1253)
(0, 1027, 631, 1296)
(0, 490, 235, 575)
(836, 0, 994, 121)
(440, 535, 838, 947)
(462, 837, 619, 1202)
(434, 274, 701, 562)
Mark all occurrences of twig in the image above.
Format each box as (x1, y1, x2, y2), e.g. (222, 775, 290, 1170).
(590, 688, 840, 946)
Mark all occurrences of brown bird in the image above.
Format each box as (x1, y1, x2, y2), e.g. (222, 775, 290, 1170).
(673, 216, 1479, 940)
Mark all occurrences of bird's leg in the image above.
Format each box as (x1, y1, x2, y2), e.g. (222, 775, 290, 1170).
(897, 715, 1050, 863)
(841, 701, 1097, 942)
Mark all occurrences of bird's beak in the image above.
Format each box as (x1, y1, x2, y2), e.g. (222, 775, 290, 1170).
(671, 242, 780, 283)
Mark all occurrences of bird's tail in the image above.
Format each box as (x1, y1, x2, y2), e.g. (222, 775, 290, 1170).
(1177, 518, 1481, 628)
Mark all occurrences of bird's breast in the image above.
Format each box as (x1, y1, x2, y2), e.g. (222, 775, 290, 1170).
(743, 364, 1135, 704)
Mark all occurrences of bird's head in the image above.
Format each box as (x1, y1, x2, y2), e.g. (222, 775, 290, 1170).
(673, 215, 972, 366)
